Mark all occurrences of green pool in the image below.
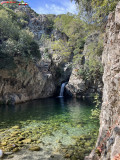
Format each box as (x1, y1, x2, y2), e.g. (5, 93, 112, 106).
(0, 98, 99, 160)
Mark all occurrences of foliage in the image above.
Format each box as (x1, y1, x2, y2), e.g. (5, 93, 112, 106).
(39, 34, 50, 45)
(0, 52, 16, 69)
(76, 34, 104, 81)
(0, 9, 19, 40)
(51, 40, 72, 61)
(72, 0, 119, 27)
(46, 14, 55, 32)
(54, 13, 75, 34)
(0, 6, 41, 69)
(53, 14, 87, 62)
(90, 93, 101, 120)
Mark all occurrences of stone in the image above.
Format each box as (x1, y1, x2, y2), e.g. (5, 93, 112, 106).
(22, 138, 32, 144)
(4, 152, 13, 155)
(11, 131, 20, 137)
(12, 148, 19, 152)
(7, 155, 14, 159)
(64, 153, 71, 158)
(12, 126, 20, 129)
(17, 137, 25, 141)
(1, 142, 7, 146)
(29, 146, 41, 151)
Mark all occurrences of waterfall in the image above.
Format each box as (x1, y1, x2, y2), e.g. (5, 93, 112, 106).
(59, 82, 67, 97)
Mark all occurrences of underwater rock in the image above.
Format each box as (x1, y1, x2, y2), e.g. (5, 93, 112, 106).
(29, 146, 41, 151)
(64, 153, 71, 158)
(11, 131, 20, 137)
(12, 148, 19, 152)
(4, 151, 13, 155)
(7, 155, 14, 159)
(22, 138, 32, 144)
(1, 142, 7, 146)
(17, 137, 25, 141)
(12, 126, 20, 129)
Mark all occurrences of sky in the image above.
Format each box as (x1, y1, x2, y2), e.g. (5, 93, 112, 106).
(25, 0, 78, 15)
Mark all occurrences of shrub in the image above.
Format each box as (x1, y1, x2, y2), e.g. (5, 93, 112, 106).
(90, 93, 101, 120)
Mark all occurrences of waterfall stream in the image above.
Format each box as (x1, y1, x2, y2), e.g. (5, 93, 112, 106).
(59, 82, 67, 97)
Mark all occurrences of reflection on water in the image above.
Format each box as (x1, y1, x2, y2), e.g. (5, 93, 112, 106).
(0, 98, 94, 128)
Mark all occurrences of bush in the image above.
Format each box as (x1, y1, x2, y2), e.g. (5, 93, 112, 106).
(0, 52, 16, 69)
(90, 93, 101, 120)
(0, 9, 19, 40)
(0, 6, 41, 69)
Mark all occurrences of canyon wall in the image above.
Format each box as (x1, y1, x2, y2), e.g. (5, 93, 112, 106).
(0, 6, 71, 104)
(86, 2, 120, 160)
(66, 32, 103, 98)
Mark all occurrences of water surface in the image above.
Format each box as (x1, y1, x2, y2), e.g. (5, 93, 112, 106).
(0, 98, 99, 159)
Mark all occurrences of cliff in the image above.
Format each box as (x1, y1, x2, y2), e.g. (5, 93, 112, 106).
(66, 32, 103, 98)
(86, 2, 120, 160)
(0, 5, 72, 104)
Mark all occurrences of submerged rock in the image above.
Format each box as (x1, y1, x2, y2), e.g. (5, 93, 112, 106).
(12, 148, 19, 152)
(1, 142, 7, 146)
(22, 138, 32, 144)
(29, 146, 41, 151)
(12, 126, 20, 129)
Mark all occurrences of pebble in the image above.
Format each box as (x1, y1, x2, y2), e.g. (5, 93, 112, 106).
(4, 152, 13, 155)
(29, 146, 41, 151)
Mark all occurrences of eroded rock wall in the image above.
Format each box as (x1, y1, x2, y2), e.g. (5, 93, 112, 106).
(0, 58, 56, 104)
(0, 6, 72, 104)
(66, 32, 103, 98)
(86, 2, 120, 160)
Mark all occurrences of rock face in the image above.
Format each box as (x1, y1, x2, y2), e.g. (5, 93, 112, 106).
(0, 58, 56, 104)
(0, 6, 72, 104)
(87, 2, 120, 160)
(66, 66, 86, 98)
(66, 32, 103, 98)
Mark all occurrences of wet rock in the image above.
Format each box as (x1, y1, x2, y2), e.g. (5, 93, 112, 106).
(1, 142, 7, 146)
(8, 144, 17, 150)
(12, 148, 19, 152)
(29, 146, 41, 151)
(22, 138, 32, 144)
(11, 131, 20, 137)
(17, 137, 25, 141)
(4, 151, 13, 155)
(64, 153, 71, 158)
(7, 155, 14, 159)
(62, 129, 68, 134)
(12, 126, 20, 129)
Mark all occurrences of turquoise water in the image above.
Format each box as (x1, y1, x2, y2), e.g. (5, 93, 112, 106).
(0, 98, 98, 128)
(0, 98, 99, 159)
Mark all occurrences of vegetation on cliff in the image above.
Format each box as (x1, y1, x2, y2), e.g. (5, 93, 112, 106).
(0, 4, 40, 70)
(72, 0, 119, 25)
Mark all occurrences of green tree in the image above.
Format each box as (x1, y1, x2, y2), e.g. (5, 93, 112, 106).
(72, 0, 119, 26)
